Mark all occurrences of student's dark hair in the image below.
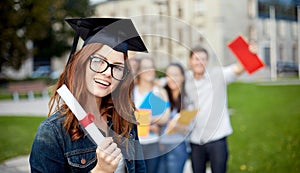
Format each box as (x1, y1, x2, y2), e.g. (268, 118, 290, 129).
(189, 45, 209, 59)
(164, 62, 186, 112)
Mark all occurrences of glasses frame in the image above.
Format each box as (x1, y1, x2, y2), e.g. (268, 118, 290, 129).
(89, 55, 130, 81)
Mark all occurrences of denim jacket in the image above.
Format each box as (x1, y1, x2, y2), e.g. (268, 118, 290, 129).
(30, 112, 146, 173)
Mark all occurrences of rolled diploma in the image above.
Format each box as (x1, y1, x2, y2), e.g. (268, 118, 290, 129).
(57, 84, 105, 146)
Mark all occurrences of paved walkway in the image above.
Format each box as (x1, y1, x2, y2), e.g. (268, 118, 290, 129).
(0, 98, 49, 116)
(0, 155, 30, 173)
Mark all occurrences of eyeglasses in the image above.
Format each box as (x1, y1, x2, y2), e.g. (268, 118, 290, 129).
(89, 55, 129, 81)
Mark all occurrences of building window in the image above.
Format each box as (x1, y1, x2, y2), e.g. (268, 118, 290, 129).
(257, 0, 298, 21)
(278, 21, 285, 39)
(279, 44, 284, 61)
(264, 47, 271, 66)
(247, 0, 255, 18)
(292, 22, 297, 39)
(248, 25, 256, 41)
(178, 28, 183, 43)
(194, 0, 205, 15)
(160, 37, 164, 47)
(178, 7, 183, 18)
(292, 44, 298, 63)
(263, 20, 270, 38)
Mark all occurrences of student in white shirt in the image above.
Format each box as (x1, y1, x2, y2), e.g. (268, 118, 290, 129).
(185, 46, 245, 173)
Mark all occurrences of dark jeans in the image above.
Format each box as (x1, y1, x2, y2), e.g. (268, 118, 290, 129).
(157, 142, 188, 173)
(145, 157, 160, 173)
(190, 137, 228, 173)
(142, 142, 160, 173)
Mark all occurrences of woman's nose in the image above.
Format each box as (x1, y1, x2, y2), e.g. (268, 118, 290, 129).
(102, 66, 113, 77)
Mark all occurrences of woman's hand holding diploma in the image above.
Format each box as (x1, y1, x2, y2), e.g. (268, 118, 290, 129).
(91, 137, 122, 173)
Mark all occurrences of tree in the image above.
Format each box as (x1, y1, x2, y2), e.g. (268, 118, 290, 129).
(0, 0, 93, 71)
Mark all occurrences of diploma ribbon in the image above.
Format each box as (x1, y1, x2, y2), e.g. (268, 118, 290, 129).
(80, 112, 95, 128)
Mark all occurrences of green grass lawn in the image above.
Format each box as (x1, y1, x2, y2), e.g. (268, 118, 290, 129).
(227, 82, 300, 172)
(0, 116, 46, 163)
(0, 82, 299, 172)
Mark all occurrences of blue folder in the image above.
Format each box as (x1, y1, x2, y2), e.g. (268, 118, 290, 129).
(139, 91, 170, 116)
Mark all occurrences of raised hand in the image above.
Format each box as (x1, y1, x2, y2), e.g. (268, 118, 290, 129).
(91, 137, 122, 173)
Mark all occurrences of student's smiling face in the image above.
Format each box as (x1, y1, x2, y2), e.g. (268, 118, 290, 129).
(138, 58, 156, 82)
(85, 45, 125, 98)
(166, 65, 184, 91)
(190, 51, 208, 75)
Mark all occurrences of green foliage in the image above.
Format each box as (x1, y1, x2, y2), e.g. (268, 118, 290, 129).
(0, 0, 93, 70)
(156, 68, 166, 78)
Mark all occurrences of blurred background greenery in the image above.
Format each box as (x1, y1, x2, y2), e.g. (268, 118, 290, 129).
(0, 0, 92, 71)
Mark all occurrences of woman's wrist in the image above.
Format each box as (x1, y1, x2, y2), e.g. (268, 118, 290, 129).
(90, 166, 113, 173)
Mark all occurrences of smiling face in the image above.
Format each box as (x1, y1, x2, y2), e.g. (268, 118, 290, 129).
(166, 65, 184, 92)
(137, 58, 156, 83)
(85, 45, 125, 98)
(189, 51, 208, 76)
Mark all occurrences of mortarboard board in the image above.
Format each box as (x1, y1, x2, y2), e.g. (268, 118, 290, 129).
(65, 17, 148, 64)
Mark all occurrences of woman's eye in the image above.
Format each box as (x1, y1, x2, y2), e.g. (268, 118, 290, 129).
(115, 65, 125, 71)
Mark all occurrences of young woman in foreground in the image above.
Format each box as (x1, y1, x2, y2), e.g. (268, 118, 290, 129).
(30, 18, 147, 173)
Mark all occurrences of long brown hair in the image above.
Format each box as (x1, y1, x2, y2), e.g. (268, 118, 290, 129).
(48, 43, 136, 141)
(164, 63, 186, 112)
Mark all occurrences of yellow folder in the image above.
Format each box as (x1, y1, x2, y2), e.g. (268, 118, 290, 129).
(134, 109, 151, 137)
(177, 109, 198, 125)
(165, 109, 198, 134)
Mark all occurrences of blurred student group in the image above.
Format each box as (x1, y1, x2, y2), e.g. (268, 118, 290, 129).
(122, 35, 263, 172)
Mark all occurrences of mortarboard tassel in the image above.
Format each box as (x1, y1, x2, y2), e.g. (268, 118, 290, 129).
(67, 20, 82, 65)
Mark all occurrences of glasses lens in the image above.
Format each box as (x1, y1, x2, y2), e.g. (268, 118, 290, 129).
(90, 56, 128, 81)
(112, 66, 126, 80)
(90, 57, 107, 73)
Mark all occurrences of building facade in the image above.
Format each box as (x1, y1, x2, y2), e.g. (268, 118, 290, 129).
(93, 0, 299, 80)
(4, 0, 297, 80)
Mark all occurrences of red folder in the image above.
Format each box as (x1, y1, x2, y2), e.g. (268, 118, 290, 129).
(228, 35, 265, 74)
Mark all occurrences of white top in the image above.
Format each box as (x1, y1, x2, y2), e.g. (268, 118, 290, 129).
(185, 65, 237, 144)
(115, 158, 125, 173)
(133, 85, 160, 145)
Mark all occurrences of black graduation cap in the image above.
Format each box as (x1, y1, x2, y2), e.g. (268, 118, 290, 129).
(65, 17, 148, 64)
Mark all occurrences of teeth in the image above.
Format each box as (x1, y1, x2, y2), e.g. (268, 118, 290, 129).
(94, 78, 110, 86)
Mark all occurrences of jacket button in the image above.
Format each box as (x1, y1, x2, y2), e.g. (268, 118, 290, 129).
(81, 158, 86, 164)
